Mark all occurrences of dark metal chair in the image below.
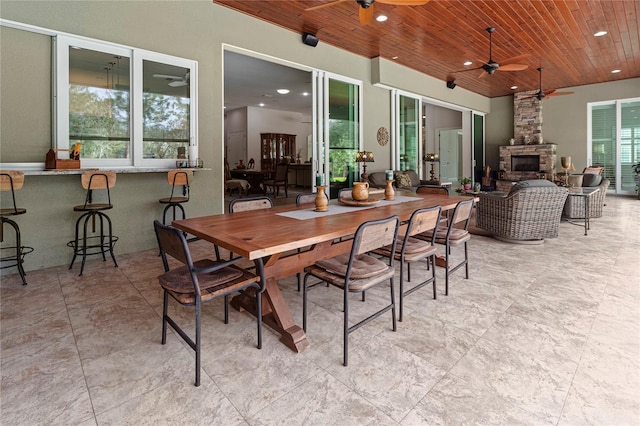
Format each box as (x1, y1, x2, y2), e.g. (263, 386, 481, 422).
(303, 215, 400, 366)
(154, 220, 265, 387)
(0, 171, 33, 285)
(416, 198, 474, 295)
(68, 171, 118, 276)
(159, 169, 192, 225)
(228, 195, 273, 213)
(374, 206, 441, 321)
(416, 185, 449, 195)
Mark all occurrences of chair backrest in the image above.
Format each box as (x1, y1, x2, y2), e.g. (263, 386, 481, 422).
(228, 196, 273, 213)
(0, 171, 24, 192)
(0, 171, 25, 213)
(81, 171, 116, 207)
(352, 215, 399, 257)
(449, 198, 474, 230)
(168, 169, 192, 200)
(167, 169, 193, 186)
(154, 219, 191, 268)
(273, 163, 288, 181)
(406, 206, 441, 238)
(416, 185, 449, 195)
(296, 192, 320, 205)
(338, 188, 352, 199)
(248, 158, 255, 169)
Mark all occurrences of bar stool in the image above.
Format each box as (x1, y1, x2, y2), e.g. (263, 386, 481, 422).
(68, 171, 118, 276)
(0, 171, 33, 285)
(159, 169, 192, 224)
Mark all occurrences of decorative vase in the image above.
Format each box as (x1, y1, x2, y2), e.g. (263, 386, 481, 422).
(463, 183, 471, 190)
(352, 181, 369, 201)
(236, 160, 246, 169)
(384, 180, 395, 201)
(314, 186, 328, 212)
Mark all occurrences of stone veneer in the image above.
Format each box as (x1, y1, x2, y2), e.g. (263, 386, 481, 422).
(513, 90, 543, 144)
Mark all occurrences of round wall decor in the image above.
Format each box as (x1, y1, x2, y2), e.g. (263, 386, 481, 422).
(377, 127, 389, 146)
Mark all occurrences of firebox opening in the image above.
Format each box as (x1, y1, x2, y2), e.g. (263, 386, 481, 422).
(511, 155, 540, 171)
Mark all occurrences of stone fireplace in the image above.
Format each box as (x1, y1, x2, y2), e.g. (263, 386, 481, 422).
(497, 144, 557, 191)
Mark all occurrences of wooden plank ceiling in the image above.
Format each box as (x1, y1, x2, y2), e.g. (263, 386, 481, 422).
(214, 0, 639, 98)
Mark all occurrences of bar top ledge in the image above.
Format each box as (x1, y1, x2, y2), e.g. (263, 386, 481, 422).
(4, 166, 211, 176)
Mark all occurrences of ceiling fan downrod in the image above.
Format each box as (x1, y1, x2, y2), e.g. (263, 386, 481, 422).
(357, 0, 375, 8)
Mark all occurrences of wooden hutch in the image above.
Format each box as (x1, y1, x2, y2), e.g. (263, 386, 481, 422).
(260, 133, 296, 171)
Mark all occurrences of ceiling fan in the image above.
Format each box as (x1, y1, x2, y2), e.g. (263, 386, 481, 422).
(525, 67, 575, 100)
(153, 71, 190, 87)
(305, 0, 430, 25)
(455, 27, 529, 78)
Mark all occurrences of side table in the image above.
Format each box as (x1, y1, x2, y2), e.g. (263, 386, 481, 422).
(566, 187, 599, 235)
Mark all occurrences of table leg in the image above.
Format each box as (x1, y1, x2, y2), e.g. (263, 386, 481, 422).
(230, 259, 310, 353)
(584, 196, 589, 236)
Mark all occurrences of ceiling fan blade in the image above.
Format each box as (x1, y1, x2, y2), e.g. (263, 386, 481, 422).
(547, 90, 574, 97)
(168, 81, 188, 87)
(478, 69, 488, 78)
(153, 74, 182, 80)
(499, 63, 528, 72)
(305, 0, 349, 11)
(359, 5, 374, 25)
(377, 0, 431, 5)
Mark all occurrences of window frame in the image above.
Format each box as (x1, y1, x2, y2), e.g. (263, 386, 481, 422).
(56, 35, 197, 169)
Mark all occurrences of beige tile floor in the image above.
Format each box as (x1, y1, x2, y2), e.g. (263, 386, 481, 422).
(1, 194, 639, 425)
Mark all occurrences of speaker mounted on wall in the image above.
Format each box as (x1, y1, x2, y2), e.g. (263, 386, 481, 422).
(302, 32, 319, 47)
(446, 80, 456, 89)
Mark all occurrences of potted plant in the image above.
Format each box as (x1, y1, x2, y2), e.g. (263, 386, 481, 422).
(461, 177, 472, 190)
(633, 162, 640, 199)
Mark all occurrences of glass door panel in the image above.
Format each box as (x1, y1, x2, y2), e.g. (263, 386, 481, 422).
(398, 95, 420, 172)
(591, 103, 616, 183)
(621, 100, 640, 192)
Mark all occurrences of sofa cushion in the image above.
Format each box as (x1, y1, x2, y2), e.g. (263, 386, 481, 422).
(567, 174, 583, 187)
(368, 172, 388, 188)
(582, 174, 602, 187)
(395, 173, 413, 188)
(509, 179, 557, 194)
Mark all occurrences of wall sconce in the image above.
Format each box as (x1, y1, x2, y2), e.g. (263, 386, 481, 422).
(356, 151, 375, 182)
(424, 153, 440, 183)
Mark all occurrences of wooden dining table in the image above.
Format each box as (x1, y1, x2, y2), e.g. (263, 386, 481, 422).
(172, 193, 475, 353)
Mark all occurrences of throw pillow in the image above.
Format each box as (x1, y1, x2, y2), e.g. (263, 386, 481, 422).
(583, 166, 603, 175)
(395, 173, 413, 189)
(567, 174, 583, 187)
(582, 173, 602, 187)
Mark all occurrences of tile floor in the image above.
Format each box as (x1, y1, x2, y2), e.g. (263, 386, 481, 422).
(1, 194, 639, 425)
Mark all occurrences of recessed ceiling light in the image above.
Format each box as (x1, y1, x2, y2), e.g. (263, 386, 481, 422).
(464, 61, 473, 66)
(611, 69, 621, 73)
(277, 89, 290, 94)
(259, 103, 265, 107)
(511, 86, 518, 90)
(392, 56, 399, 60)
(302, 92, 309, 96)
(594, 31, 607, 37)
(376, 15, 388, 22)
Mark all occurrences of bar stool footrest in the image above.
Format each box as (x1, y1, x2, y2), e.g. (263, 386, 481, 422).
(0, 246, 34, 267)
(67, 236, 119, 256)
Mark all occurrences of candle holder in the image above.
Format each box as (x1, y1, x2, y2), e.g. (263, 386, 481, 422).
(384, 180, 395, 201)
(314, 186, 328, 212)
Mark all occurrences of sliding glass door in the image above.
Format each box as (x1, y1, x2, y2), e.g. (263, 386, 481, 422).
(314, 71, 362, 198)
(589, 98, 640, 193)
(392, 91, 422, 174)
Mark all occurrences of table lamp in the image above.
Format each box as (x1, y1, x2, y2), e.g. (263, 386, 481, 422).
(424, 153, 440, 184)
(356, 151, 375, 182)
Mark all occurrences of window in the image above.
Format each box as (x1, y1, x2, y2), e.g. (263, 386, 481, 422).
(589, 98, 640, 193)
(56, 36, 197, 168)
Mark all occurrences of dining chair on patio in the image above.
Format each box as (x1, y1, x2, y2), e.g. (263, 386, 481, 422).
(416, 198, 474, 296)
(303, 215, 400, 366)
(294, 192, 328, 291)
(416, 185, 449, 195)
(374, 206, 441, 321)
(227, 196, 273, 262)
(154, 220, 265, 387)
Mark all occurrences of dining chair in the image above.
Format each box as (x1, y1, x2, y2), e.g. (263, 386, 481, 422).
(154, 220, 265, 387)
(374, 206, 441, 321)
(294, 192, 328, 291)
(228, 195, 273, 213)
(303, 215, 400, 366)
(263, 162, 289, 198)
(416, 198, 474, 295)
(416, 185, 449, 195)
(227, 196, 273, 261)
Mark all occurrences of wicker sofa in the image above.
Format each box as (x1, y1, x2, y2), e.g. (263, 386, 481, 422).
(476, 180, 569, 244)
(564, 173, 610, 219)
(369, 170, 428, 194)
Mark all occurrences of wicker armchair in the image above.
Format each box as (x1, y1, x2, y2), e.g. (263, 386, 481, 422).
(476, 180, 569, 244)
(563, 176, 610, 219)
